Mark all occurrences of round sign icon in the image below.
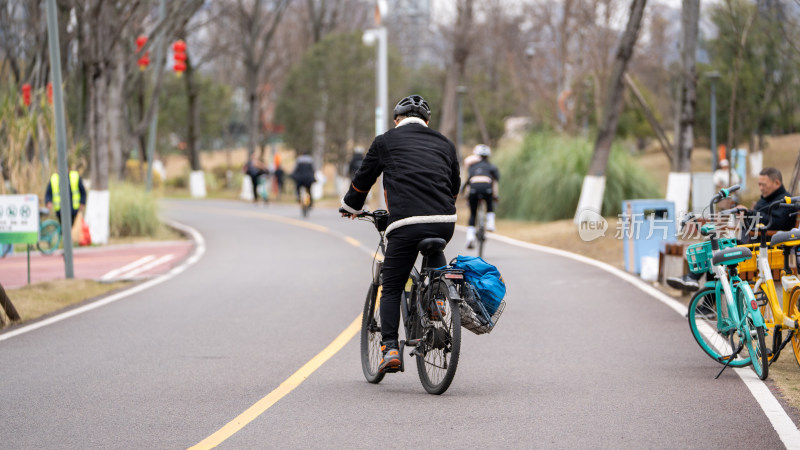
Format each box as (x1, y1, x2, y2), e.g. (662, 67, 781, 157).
(577, 208, 608, 242)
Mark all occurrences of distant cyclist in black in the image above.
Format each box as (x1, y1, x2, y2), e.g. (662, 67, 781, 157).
(463, 144, 500, 249)
(290, 152, 316, 208)
(340, 94, 460, 373)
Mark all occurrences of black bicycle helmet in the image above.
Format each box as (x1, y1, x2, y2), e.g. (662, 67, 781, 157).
(393, 94, 431, 121)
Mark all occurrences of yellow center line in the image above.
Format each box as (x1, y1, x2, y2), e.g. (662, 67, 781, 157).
(173, 203, 368, 448)
(173, 204, 330, 233)
(189, 314, 362, 450)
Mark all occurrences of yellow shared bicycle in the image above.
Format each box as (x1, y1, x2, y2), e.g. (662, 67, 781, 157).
(734, 197, 800, 366)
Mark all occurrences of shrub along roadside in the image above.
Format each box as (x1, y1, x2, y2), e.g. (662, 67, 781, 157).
(109, 182, 161, 238)
(494, 133, 661, 221)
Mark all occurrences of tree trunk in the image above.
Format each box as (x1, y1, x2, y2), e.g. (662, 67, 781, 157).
(673, 0, 699, 172)
(586, 0, 648, 177)
(108, 52, 126, 180)
(0, 281, 21, 322)
(184, 50, 201, 171)
(89, 64, 110, 191)
(575, 0, 647, 221)
(624, 73, 673, 164)
(725, 9, 756, 156)
(439, 0, 473, 139)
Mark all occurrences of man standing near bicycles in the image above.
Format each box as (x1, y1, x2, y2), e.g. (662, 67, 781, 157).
(340, 94, 461, 373)
(668, 167, 795, 291)
(463, 144, 500, 249)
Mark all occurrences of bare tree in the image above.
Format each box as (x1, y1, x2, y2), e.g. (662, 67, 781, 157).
(218, 0, 292, 160)
(439, 0, 474, 140)
(575, 0, 648, 219)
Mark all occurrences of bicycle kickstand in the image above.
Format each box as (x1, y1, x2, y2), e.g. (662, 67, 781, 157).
(715, 340, 745, 379)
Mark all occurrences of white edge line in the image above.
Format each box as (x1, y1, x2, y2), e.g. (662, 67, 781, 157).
(119, 254, 174, 279)
(463, 226, 800, 447)
(100, 255, 157, 281)
(0, 219, 206, 342)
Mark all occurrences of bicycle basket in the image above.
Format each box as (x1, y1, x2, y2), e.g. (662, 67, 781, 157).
(460, 283, 505, 335)
(685, 238, 737, 274)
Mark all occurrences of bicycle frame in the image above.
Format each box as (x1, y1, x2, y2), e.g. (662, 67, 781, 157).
(709, 263, 764, 337)
(752, 243, 800, 330)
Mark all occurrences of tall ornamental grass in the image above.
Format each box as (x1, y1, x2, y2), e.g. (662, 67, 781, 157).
(495, 133, 661, 221)
(0, 85, 57, 197)
(109, 183, 160, 237)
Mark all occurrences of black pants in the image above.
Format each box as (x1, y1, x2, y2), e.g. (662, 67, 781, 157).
(380, 222, 455, 343)
(468, 184, 494, 227)
(295, 182, 313, 208)
(55, 209, 78, 226)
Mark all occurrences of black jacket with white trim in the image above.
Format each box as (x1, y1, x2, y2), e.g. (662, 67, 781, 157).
(342, 118, 460, 234)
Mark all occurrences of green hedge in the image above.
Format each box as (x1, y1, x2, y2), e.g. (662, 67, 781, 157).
(495, 133, 661, 220)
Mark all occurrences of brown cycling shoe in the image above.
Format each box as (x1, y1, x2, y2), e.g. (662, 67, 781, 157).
(379, 342, 401, 373)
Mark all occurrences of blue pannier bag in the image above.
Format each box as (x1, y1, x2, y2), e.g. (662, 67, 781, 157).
(450, 255, 506, 315)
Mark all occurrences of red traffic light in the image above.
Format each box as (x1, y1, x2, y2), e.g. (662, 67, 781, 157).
(21, 84, 31, 107)
(172, 40, 187, 76)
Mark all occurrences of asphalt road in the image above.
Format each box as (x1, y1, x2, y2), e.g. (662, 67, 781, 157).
(0, 199, 797, 448)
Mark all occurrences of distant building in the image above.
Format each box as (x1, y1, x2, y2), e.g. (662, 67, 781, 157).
(386, 0, 437, 69)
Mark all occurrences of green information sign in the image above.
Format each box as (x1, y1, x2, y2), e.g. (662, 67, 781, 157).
(0, 195, 39, 244)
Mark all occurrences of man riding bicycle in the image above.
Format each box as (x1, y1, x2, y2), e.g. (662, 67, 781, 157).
(340, 94, 461, 373)
(290, 153, 316, 208)
(463, 144, 500, 249)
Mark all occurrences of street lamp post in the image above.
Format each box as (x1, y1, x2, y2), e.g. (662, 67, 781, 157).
(706, 71, 721, 171)
(363, 0, 389, 208)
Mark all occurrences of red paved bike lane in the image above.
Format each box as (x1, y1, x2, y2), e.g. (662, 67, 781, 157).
(0, 241, 193, 289)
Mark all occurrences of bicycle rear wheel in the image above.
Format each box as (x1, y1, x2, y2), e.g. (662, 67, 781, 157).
(476, 202, 486, 258)
(37, 220, 61, 255)
(787, 287, 800, 368)
(739, 288, 769, 380)
(687, 287, 751, 368)
(360, 283, 385, 384)
(416, 280, 461, 395)
(300, 186, 311, 218)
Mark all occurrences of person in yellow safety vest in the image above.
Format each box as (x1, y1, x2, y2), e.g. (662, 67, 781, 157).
(44, 170, 86, 225)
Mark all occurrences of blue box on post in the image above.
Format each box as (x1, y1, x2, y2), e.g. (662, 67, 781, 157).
(621, 199, 676, 274)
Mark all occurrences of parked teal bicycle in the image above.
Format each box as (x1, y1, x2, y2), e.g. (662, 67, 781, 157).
(684, 185, 769, 380)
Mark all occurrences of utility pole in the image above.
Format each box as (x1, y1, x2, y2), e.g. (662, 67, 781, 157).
(45, 0, 74, 278)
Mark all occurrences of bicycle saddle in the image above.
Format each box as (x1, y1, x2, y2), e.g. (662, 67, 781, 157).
(712, 246, 753, 266)
(417, 238, 447, 255)
(770, 229, 800, 248)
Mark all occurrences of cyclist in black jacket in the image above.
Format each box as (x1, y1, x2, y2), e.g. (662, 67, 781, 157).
(463, 144, 500, 248)
(341, 94, 460, 373)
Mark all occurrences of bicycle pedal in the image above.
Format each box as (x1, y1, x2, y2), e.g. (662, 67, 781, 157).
(405, 338, 421, 347)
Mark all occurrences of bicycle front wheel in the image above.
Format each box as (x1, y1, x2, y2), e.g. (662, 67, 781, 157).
(416, 280, 461, 395)
(687, 287, 751, 368)
(37, 220, 61, 255)
(360, 283, 385, 384)
(739, 288, 769, 380)
(787, 287, 800, 368)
